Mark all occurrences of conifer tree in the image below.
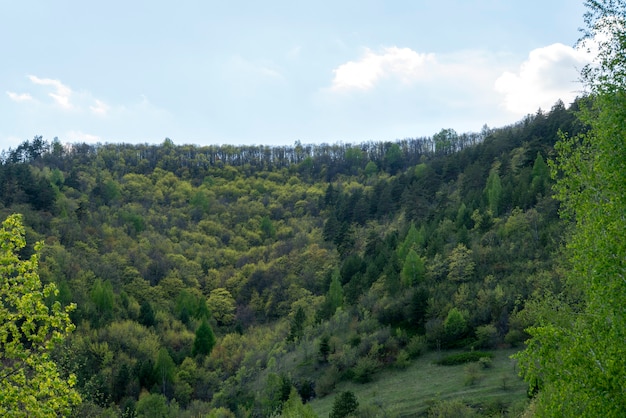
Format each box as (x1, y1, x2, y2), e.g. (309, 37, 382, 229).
(192, 318, 216, 357)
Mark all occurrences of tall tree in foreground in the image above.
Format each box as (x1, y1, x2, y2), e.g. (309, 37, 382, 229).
(0, 214, 81, 416)
(516, 1, 626, 415)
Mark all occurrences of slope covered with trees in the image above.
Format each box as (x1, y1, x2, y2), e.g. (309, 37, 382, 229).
(0, 98, 584, 416)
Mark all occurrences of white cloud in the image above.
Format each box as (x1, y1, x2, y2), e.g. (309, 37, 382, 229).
(89, 99, 110, 116)
(6, 91, 34, 102)
(28, 75, 73, 109)
(331, 47, 436, 91)
(494, 43, 591, 114)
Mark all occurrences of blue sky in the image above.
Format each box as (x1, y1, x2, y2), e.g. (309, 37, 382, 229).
(2, 1, 591, 149)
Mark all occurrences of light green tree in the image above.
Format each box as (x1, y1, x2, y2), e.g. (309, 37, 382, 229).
(516, 1, 626, 415)
(155, 347, 176, 396)
(327, 269, 344, 313)
(0, 214, 81, 416)
(401, 249, 426, 287)
(280, 387, 318, 417)
(484, 164, 502, 216)
(207, 287, 236, 326)
(446, 244, 475, 282)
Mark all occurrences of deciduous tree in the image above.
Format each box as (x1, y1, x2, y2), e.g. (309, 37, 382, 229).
(0, 214, 81, 416)
(516, 2, 626, 415)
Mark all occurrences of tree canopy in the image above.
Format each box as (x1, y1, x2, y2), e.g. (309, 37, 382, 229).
(516, 1, 626, 415)
(0, 214, 81, 416)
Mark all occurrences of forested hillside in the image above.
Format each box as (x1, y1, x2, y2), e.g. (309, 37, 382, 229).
(0, 99, 585, 416)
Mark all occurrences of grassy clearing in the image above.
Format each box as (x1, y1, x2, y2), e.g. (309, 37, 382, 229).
(308, 348, 528, 417)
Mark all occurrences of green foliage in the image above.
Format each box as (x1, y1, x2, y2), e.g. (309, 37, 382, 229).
(406, 335, 427, 359)
(327, 269, 344, 313)
(484, 165, 503, 216)
(443, 308, 467, 343)
(0, 83, 587, 415)
(90, 278, 114, 327)
(280, 387, 318, 417)
(352, 355, 381, 383)
(435, 351, 493, 366)
(260, 215, 276, 240)
(401, 249, 425, 287)
(139, 300, 156, 327)
(155, 348, 176, 396)
(463, 362, 482, 386)
(206, 288, 235, 326)
(318, 334, 331, 362)
(135, 393, 170, 418)
(288, 306, 306, 342)
(192, 319, 216, 357)
(446, 244, 475, 282)
(427, 399, 476, 418)
(515, 2, 626, 416)
(0, 214, 81, 416)
(330, 391, 359, 418)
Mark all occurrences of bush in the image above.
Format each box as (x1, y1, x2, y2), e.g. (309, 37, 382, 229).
(330, 391, 359, 418)
(478, 356, 493, 369)
(474, 324, 498, 349)
(316, 366, 340, 397)
(395, 350, 411, 369)
(464, 363, 482, 386)
(406, 335, 427, 359)
(435, 351, 493, 366)
(352, 355, 381, 383)
(428, 399, 476, 417)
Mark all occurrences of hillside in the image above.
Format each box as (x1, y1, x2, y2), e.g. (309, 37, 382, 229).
(0, 100, 582, 417)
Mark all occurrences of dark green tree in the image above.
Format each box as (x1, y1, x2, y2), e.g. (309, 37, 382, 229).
(288, 306, 306, 342)
(330, 391, 359, 418)
(192, 319, 216, 357)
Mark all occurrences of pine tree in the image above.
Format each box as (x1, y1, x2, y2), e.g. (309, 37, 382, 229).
(192, 318, 216, 357)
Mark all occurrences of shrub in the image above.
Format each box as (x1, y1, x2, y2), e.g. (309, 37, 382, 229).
(464, 363, 482, 386)
(474, 324, 498, 349)
(352, 355, 381, 383)
(478, 356, 493, 369)
(406, 335, 427, 359)
(330, 391, 359, 418)
(316, 366, 340, 397)
(395, 350, 411, 369)
(427, 399, 476, 417)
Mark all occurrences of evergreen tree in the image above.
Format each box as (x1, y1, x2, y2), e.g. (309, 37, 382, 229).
(288, 306, 306, 342)
(327, 269, 344, 313)
(330, 391, 359, 418)
(192, 319, 216, 357)
(484, 165, 503, 216)
(401, 249, 425, 287)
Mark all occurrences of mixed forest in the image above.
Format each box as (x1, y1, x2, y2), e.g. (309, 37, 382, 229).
(1, 2, 625, 416)
(1, 100, 577, 417)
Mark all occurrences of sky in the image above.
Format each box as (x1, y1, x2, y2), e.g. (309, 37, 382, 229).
(1, 0, 592, 150)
